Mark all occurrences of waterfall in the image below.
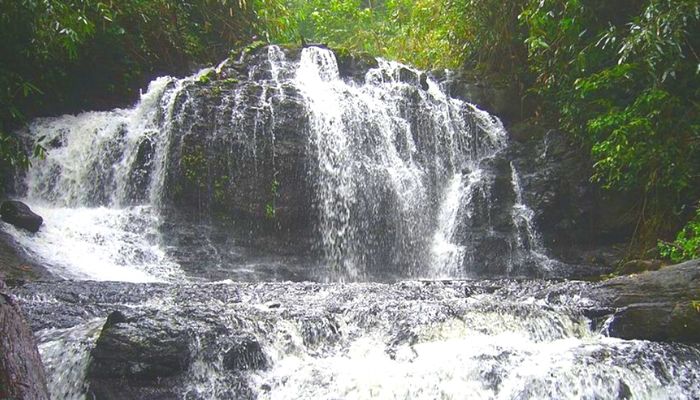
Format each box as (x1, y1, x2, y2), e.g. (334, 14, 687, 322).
(5, 44, 700, 400)
(38, 318, 105, 400)
(8, 44, 539, 282)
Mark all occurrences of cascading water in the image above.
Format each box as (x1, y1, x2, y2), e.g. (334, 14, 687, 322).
(13, 280, 700, 399)
(3, 45, 700, 399)
(9, 44, 535, 281)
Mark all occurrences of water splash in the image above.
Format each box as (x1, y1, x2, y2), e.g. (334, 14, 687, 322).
(2, 206, 182, 282)
(21, 280, 700, 399)
(37, 318, 105, 400)
(510, 161, 559, 271)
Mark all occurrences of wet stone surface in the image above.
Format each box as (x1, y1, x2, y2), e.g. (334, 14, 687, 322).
(8, 274, 700, 399)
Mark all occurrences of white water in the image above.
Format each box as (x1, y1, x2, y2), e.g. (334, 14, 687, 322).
(27, 280, 700, 399)
(38, 318, 105, 400)
(294, 48, 512, 279)
(430, 173, 466, 278)
(2, 206, 181, 282)
(510, 161, 559, 272)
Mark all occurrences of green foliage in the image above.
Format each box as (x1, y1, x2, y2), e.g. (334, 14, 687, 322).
(1, 0, 256, 179)
(250, 0, 530, 75)
(253, 0, 512, 69)
(659, 206, 700, 262)
(182, 146, 207, 191)
(197, 70, 217, 85)
(693, 300, 700, 313)
(521, 0, 700, 253)
(265, 203, 276, 219)
(213, 175, 231, 204)
(264, 178, 280, 219)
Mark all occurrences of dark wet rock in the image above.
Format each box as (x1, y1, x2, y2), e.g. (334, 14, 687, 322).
(437, 71, 526, 125)
(103, 310, 129, 329)
(1, 200, 43, 233)
(86, 310, 193, 399)
(89, 312, 192, 379)
(0, 283, 49, 399)
(335, 49, 379, 81)
(0, 230, 54, 281)
(511, 129, 633, 275)
(124, 136, 155, 204)
(592, 259, 700, 343)
(154, 51, 317, 280)
(619, 259, 663, 275)
(223, 336, 268, 371)
(398, 67, 421, 87)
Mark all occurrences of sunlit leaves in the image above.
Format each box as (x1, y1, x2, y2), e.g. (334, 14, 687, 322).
(659, 205, 700, 262)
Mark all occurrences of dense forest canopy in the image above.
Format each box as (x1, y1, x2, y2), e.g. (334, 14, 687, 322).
(1, 0, 699, 263)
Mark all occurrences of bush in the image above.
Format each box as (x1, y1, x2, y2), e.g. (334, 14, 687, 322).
(659, 206, 700, 262)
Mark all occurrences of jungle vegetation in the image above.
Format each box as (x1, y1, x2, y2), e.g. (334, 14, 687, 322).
(1, 0, 698, 262)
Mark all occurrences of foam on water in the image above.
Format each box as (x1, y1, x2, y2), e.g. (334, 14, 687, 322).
(3, 205, 181, 282)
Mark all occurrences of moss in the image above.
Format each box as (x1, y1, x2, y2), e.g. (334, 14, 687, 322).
(213, 175, 231, 204)
(196, 70, 217, 85)
(264, 177, 280, 220)
(221, 78, 239, 85)
(181, 145, 207, 191)
(334, 46, 351, 59)
(230, 40, 269, 60)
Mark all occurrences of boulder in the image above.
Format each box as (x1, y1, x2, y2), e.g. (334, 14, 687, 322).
(86, 310, 192, 399)
(84, 305, 262, 399)
(222, 336, 268, 371)
(1, 200, 43, 233)
(619, 259, 663, 275)
(0, 282, 49, 399)
(592, 259, 700, 343)
(335, 49, 379, 81)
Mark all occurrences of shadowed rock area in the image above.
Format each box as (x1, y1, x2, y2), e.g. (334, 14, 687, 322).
(592, 259, 700, 343)
(0, 280, 49, 400)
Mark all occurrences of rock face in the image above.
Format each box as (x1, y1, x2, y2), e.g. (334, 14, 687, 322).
(619, 259, 663, 275)
(0, 230, 54, 281)
(1, 200, 43, 233)
(0, 281, 49, 399)
(592, 259, 700, 343)
(510, 130, 635, 274)
(87, 310, 194, 399)
(436, 70, 525, 126)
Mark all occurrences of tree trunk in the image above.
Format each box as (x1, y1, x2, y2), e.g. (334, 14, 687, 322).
(0, 280, 49, 399)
